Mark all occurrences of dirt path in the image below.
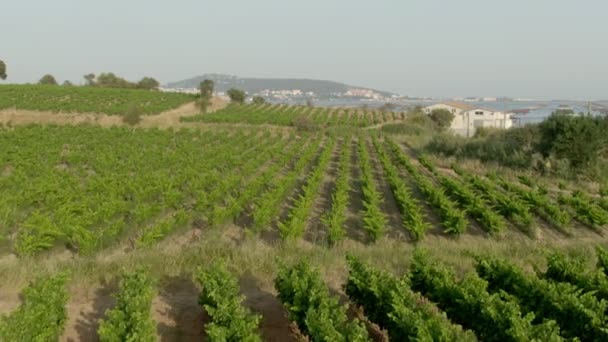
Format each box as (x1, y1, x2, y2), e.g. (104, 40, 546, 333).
(0, 97, 227, 129)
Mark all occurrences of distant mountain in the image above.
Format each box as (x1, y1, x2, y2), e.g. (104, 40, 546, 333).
(165, 74, 397, 98)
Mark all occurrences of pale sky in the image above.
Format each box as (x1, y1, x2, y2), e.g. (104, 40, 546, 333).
(2, 0, 607, 99)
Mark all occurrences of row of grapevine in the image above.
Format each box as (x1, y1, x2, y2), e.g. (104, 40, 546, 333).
(487, 172, 571, 229)
(385, 138, 468, 234)
(345, 257, 476, 341)
(475, 256, 608, 340)
(97, 269, 157, 341)
(0, 84, 194, 115)
(0, 274, 69, 341)
(357, 136, 388, 241)
(183, 103, 404, 127)
(438, 175, 506, 234)
(417, 156, 506, 234)
(209, 134, 304, 225)
(322, 136, 352, 245)
(409, 253, 565, 341)
(542, 252, 608, 301)
(275, 261, 371, 341)
(452, 166, 535, 232)
(195, 264, 262, 341)
(135, 131, 280, 247)
(558, 191, 608, 228)
(278, 137, 336, 239)
(372, 136, 430, 240)
(251, 135, 323, 230)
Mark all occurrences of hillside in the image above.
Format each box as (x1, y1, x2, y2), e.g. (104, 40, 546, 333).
(166, 74, 396, 98)
(0, 84, 195, 115)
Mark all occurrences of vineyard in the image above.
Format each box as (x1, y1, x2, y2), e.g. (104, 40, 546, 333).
(1, 97, 608, 340)
(181, 103, 406, 127)
(0, 84, 194, 115)
(5, 250, 608, 341)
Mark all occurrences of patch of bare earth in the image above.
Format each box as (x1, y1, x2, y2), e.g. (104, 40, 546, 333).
(0, 97, 227, 130)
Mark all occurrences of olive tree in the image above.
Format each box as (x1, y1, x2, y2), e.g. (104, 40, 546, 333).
(38, 74, 58, 85)
(0, 60, 6, 80)
(429, 108, 455, 131)
(227, 88, 246, 104)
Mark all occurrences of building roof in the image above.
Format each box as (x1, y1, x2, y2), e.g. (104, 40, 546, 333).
(442, 101, 475, 110)
(428, 101, 475, 110)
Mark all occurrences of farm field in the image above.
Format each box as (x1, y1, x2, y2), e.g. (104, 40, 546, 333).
(1, 94, 608, 341)
(182, 103, 407, 127)
(0, 84, 195, 115)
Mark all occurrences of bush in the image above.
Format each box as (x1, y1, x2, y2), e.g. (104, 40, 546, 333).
(381, 123, 424, 136)
(123, 105, 143, 126)
(292, 115, 317, 132)
(252, 96, 266, 105)
(429, 108, 454, 131)
(538, 113, 607, 170)
(227, 88, 246, 104)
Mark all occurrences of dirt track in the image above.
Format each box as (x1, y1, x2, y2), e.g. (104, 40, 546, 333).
(0, 97, 227, 129)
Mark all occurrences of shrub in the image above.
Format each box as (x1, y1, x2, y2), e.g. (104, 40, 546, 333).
(380, 123, 424, 136)
(429, 108, 454, 131)
(292, 115, 317, 132)
(123, 105, 143, 126)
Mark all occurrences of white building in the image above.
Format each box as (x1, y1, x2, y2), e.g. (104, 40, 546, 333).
(423, 102, 513, 137)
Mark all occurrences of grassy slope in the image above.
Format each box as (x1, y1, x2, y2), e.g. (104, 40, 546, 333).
(0, 84, 195, 115)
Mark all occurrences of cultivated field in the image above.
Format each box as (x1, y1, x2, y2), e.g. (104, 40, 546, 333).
(1, 86, 607, 341)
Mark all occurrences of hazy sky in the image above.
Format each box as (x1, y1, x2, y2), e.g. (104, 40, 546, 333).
(2, 0, 607, 99)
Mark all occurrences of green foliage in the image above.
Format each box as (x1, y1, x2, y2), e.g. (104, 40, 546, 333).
(323, 137, 351, 245)
(195, 264, 262, 341)
(475, 255, 608, 340)
(38, 74, 58, 85)
(275, 261, 370, 342)
(438, 173, 506, 234)
(386, 138, 468, 235)
(136, 77, 160, 90)
(542, 252, 608, 301)
(373, 136, 430, 240)
(251, 135, 321, 231)
(487, 172, 571, 229)
(0, 273, 69, 342)
(454, 168, 535, 231)
(0, 126, 285, 255)
(0, 60, 6, 80)
(538, 112, 608, 170)
(198, 79, 214, 112)
(0, 84, 194, 115)
(558, 190, 608, 227)
(429, 108, 454, 131)
(426, 125, 541, 170)
(358, 136, 387, 241)
(83, 73, 96, 86)
(279, 138, 335, 239)
(95, 72, 135, 89)
(600, 184, 608, 197)
(597, 246, 608, 276)
(380, 123, 425, 136)
(409, 252, 564, 342)
(292, 114, 318, 132)
(227, 88, 246, 104)
(122, 105, 143, 126)
(345, 256, 476, 341)
(182, 103, 397, 127)
(252, 96, 266, 105)
(98, 269, 156, 342)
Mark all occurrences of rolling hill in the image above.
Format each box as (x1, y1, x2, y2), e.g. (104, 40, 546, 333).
(165, 74, 397, 98)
